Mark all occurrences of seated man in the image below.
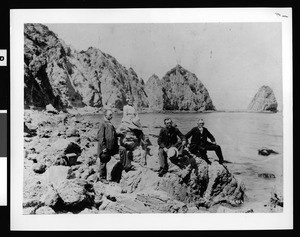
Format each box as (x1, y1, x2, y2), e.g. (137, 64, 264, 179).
(157, 118, 186, 177)
(185, 118, 224, 164)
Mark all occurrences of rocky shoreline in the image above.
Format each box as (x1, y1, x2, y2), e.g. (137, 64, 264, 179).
(23, 109, 283, 214)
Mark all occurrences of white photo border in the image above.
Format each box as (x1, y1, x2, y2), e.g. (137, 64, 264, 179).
(10, 8, 293, 230)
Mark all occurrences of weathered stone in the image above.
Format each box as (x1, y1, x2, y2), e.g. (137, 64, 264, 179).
(258, 148, 278, 156)
(35, 206, 56, 215)
(45, 165, 73, 189)
(258, 173, 276, 179)
(66, 128, 80, 137)
(33, 161, 47, 174)
(46, 104, 58, 114)
(247, 85, 278, 112)
(40, 185, 59, 207)
(55, 179, 94, 206)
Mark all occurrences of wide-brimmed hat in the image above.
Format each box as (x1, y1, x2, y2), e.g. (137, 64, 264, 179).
(167, 147, 179, 159)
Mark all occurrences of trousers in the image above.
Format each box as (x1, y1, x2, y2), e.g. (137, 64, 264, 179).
(189, 142, 224, 163)
(99, 145, 130, 179)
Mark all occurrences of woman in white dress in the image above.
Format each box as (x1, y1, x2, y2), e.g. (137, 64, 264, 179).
(122, 97, 139, 124)
(119, 96, 149, 165)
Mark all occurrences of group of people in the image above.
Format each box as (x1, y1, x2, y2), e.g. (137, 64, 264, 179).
(97, 96, 224, 183)
(157, 117, 224, 177)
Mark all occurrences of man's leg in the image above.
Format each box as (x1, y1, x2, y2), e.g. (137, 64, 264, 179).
(118, 145, 133, 171)
(198, 147, 211, 164)
(158, 148, 168, 170)
(99, 153, 111, 182)
(158, 148, 168, 177)
(205, 142, 224, 164)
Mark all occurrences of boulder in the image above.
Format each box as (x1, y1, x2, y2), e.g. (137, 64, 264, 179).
(40, 185, 59, 207)
(258, 173, 276, 179)
(120, 151, 245, 209)
(145, 65, 215, 111)
(55, 179, 94, 207)
(35, 206, 56, 215)
(33, 161, 47, 174)
(258, 148, 278, 156)
(45, 165, 73, 189)
(247, 85, 278, 112)
(46, 104, 58, 114)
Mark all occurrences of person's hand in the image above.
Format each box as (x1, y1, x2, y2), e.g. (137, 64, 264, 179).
(163, 147, 168, 153)
(103, 148, 107, 153)
(182, 141, 187, 147)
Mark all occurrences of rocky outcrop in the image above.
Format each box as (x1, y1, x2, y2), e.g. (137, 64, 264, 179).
(247, 86, 278, 112)
(145, 65, 215, 111)
(23, 109, 244, 214)
(25, 24, 216, 112)
(24, 23, 148, 110)
(144, 74, 164, 111)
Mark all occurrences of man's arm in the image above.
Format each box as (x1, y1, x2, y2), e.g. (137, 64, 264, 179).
(97, 122, 107, 154)
(176, 128, 186, 143)
(205, 128, 216, 143)
(157, 128, 166, 148)
(185, 127, 195, 141)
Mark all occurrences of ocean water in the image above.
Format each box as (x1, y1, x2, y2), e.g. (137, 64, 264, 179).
(86, 111, 283, 211)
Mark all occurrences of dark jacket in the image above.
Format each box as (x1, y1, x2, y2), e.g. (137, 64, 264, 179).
(185, 127, 215, 146)
(97, 120, 119, 156)
(157, 126, 186, 149)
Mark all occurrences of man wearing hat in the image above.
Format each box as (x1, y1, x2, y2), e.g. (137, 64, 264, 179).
(157, 118, 186, 177)
(185, 118, 224, 164)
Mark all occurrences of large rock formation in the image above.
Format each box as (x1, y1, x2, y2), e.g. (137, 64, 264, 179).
(24, 23, 148, 110)
(23, 110, 244, 214)
(161, 65, 214, 111)
(247, 86, 278, 112)
(144, 74, 164, 111)
(24, 24, 216, 112)
(145, 65, 215, 111)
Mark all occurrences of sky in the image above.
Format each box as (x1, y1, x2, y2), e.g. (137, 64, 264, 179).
(46, 23, 282, 110)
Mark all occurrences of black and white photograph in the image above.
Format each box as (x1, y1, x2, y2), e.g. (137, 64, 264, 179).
(10, 8, 293, 230)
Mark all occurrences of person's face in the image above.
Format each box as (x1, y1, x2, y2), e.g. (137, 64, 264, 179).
(105, 111, 113, 121)
(165, 119, 172, 129)
(128, 99, 133, 105)
(197, 121, 204, 128)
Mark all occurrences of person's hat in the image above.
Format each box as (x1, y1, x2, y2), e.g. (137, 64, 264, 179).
(126, 96, 134, 102)
(167, 147, 179, 159)
(197, 118, 205, 124)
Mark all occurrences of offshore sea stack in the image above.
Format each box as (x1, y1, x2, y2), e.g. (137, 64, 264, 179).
(145, 65, 215, 111)
(247, 86, 278, 112)
(24, 23, 148, 110)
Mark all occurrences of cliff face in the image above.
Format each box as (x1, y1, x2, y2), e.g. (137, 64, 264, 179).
(144, 74, 164, 111)
(24, 23, 148, 110)
(144, 66, 215, 111)
(24, 24, 214, 112)
(247, 86, 278, 112)
(162, 65, 214, 111)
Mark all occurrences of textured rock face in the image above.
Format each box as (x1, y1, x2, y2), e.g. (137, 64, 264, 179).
(144, 74, 164, 110)
(25, 24, 215, 112)
(247, 86, 278, 112)
(23, 110, 245, 214)
(145, 65, 215, 111)
(24, 23, 148, 110)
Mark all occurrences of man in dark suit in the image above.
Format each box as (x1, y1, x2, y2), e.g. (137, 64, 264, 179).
(97, 109, 132, 184)
(157, 118, 186, 177)
(185, 118, 224, 164)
